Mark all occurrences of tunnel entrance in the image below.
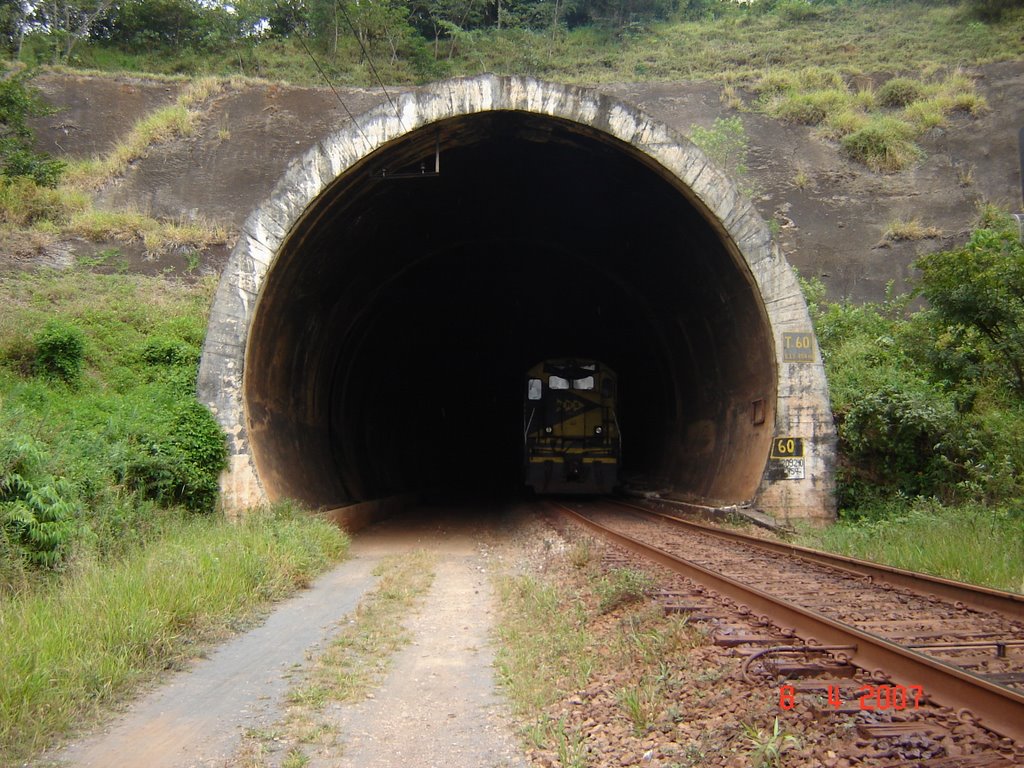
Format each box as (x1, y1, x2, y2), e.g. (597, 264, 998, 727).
(199, 76, 836, 521)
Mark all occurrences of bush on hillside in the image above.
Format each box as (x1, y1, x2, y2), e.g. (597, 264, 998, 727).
(34, 320, 85, 384)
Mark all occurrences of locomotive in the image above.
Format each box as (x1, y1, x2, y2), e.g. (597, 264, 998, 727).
(523, 359, 621, 494)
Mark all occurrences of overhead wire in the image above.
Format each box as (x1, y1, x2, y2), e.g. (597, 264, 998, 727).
(296, 34, 372, 146)
(336, 1, 407, 132)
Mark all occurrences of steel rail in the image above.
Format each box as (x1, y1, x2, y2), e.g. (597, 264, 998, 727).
(552, 501, 1024, 744)
(610, 499, 1024, 620)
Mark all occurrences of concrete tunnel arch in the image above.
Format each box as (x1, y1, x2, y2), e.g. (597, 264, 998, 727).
(197, 75, 837, 522)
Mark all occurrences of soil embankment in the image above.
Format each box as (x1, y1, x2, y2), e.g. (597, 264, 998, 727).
(24, 62, 1024, 302)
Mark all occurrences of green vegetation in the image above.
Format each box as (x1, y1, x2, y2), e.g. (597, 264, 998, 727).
(801, 210, 1024, 592)
(796, 500, 1024, 592)
(0, 269, 226, 566)
(495, 543, 769, 765)
(743, 717, 800, 768)
(0, 70, 65, 187)
(759, 68, 986, 171)
(496, 573, 595, 715)
(0, 268, 350, 763)
(1, 0, 1020, 89)
(66, 76, 222, 191)
(0, 502, 349, 763)
(688, 115, 753, 189)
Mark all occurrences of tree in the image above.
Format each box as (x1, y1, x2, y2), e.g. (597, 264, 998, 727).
(915, 219, 1024, 397)
(29, 0, 118, 62)
(0, 0, 29, 55)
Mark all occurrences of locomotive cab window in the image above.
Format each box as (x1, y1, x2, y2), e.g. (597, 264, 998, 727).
(549, 376, 570, 390)
(527, 378, 543, 400)
(572, 376, 595, 390)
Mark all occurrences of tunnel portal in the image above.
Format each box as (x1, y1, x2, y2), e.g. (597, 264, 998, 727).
(198, 76, 836, 521)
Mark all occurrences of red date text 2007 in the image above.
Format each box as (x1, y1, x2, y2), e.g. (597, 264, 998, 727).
(778, 684, 924, 711)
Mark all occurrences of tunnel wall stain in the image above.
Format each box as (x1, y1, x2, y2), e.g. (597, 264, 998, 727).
(198, 74, 837, 521)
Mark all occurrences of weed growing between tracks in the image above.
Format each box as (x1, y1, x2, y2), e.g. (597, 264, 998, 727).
(0, 504, 349, 765)
(235, 550, 436, 766)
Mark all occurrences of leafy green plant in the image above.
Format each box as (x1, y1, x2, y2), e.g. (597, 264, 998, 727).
(689, 116, 750, 181)
(744, 717, 799, 767)
(0, 437, 77, 568)
(120, 399, 227, 515)
(33, 319, 85, 384)
(915, 219, 1024, 396)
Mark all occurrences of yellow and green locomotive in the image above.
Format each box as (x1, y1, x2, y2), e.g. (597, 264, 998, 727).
(523, 359, 621, 494)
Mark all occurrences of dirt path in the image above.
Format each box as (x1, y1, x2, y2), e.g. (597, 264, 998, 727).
(51, 557, 380, 768)
(51, 507, 528, 768)
(314, 522, 528, 768)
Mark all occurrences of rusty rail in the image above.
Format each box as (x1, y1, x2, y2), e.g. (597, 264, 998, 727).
(552, 501, 1024, 745)
(613, 499, 1024, 620)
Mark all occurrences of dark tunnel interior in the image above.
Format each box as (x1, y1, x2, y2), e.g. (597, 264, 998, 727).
(243, 112, 777, 508)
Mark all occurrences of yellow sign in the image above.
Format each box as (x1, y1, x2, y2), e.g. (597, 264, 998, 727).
(770, 437, 804, 459)
(782, 332, 815, 362)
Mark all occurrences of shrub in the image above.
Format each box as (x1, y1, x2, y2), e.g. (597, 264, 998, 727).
(34, 320, 85, 384)
(968, 0, 1018, 21)
(776, 0, 820, 21)
(876, 77, 924, 108)
(0, 177, 77, 227)
(840, 383, 967, 499)
(120, 400, 227, 515)
(140, 336, 200, 368)
(688, 116, 751, 187)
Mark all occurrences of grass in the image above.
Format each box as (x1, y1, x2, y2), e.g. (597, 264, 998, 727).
(0, 504, 350, 764)
(293, 549, 435, 704)
(0, 73, 229, 257)
(65, 77, 223, 191)
(237, 550, 436, 765)
(0, 74, 231, 259)
(759, 68, 987, 171)
(69, 208, 229, 253)
(794, 500, 1024, 593)
(0, 267, 354, 763)
(884, 217, 943, 241)
(494, 546, 723, 763)
(495, 574, 595, 715)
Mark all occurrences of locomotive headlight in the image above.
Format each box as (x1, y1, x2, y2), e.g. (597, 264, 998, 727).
(594, 425, 603, 435)
(545, 426, 553, 434)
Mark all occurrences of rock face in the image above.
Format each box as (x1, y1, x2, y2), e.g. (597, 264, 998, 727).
(190, 74, 835, 521)
(30, 63, 1024, 303)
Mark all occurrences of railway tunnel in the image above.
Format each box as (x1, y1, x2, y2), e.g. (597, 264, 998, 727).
(197, 75, 837, 522)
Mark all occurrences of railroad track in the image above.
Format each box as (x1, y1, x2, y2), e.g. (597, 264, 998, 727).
(550, 497, 1024, 750)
